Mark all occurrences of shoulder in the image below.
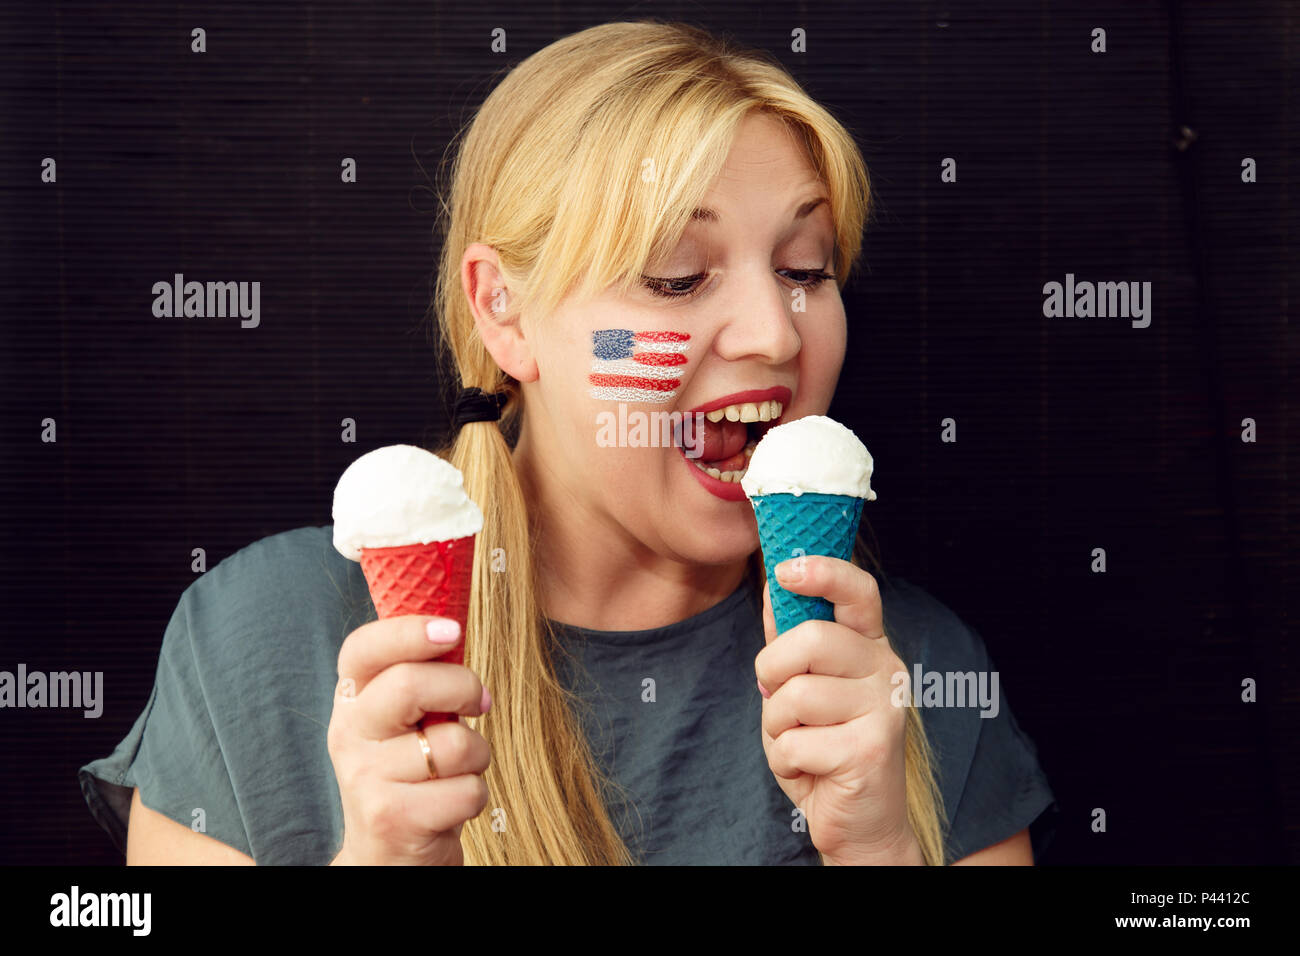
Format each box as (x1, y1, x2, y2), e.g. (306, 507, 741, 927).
(81, 525, 365, 863)
(187, 524, 368, 628)
(874, 574, 989, 804)
(876, 574, 1059, 864)
(178, 525, 372, 665)
(169, 525, 363, 862)
(170, 524, 374, 730)
(877, 574, 986, 674)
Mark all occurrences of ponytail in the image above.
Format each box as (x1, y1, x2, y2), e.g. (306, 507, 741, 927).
(437, 388, 637, 865)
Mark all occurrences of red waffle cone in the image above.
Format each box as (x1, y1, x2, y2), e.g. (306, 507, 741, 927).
(358, 535, 476, 725)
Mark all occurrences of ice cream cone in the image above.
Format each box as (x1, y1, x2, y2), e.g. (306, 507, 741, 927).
(358, 536, 476, 621)
(358, 535, 476, 725)
(752, 492, 863, 636)
(333, 444, 486, 728)
(739, 415, 878, 638)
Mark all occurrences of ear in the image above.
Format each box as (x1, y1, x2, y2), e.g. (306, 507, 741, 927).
(461, 242, 539, 383)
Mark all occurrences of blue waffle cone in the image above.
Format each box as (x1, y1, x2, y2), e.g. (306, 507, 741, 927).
(750, 492, 865, 636)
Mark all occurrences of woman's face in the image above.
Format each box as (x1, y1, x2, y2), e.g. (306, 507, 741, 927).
(517, 111, 846, 565)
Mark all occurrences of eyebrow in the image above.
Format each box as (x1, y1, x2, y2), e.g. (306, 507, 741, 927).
(689, 195, 828, 224)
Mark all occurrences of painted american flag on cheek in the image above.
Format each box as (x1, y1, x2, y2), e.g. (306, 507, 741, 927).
(588, 329, 691, 403)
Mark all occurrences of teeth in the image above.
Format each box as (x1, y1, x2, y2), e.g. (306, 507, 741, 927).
(700, 399, 785, 424)
(690, 458, 751, 484)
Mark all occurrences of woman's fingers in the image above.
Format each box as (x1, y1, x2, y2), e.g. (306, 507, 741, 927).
(379, 718, 493, 784)
(360, 775, 492, 842)
(772, 554, 884, 640)
(328, 613, 493, 865)
(756, 617, 877, 693)
(336, 614, 463, 699)
(349, 660, 487, 739)
(760, 672, 873, 738)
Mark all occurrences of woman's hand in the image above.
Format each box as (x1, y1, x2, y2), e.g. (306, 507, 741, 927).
(755, 554, 923, 865)
(326, 614, 492, 865)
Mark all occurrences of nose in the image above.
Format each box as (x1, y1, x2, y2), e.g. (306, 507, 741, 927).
(712, 265, 803, 365)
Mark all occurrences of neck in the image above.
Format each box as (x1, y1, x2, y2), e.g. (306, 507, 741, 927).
(512, 428, 749, 632)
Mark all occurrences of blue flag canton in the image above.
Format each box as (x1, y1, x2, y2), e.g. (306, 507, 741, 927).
(592, 328, 635, 361)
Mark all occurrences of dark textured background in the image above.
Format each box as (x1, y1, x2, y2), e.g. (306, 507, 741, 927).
(0, 1, 1294, 865)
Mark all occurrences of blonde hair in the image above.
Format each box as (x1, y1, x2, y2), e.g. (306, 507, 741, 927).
(428, 18, 950, 865)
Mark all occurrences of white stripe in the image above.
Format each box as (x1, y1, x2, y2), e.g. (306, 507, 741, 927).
(589, 386, 677, 403)
(589, 359, 682, 380)
(633, 340, 691, 354)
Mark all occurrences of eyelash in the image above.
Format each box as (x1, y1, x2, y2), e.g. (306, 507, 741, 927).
(640, 269, 836, 300)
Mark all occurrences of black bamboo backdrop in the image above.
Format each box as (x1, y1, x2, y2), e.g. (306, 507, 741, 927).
(0, 1, 1294, 864)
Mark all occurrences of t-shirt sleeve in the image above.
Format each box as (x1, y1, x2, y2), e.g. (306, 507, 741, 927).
(78, 525, 367, 864)
(940, 646, 1060, 864)
(882, 578, 1059, 865)
(77, 574, 253, 859)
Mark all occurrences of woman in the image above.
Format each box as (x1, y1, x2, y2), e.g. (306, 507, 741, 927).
(80, 19, 1057, 865)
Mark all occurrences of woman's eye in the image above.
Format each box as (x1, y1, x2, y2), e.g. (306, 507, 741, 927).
(640, 273, 709, 299)
(782, 269, 836, 291)
(640, 269, 836, 300)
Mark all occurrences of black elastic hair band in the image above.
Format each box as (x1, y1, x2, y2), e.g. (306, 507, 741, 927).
(452, 387, 507, 429)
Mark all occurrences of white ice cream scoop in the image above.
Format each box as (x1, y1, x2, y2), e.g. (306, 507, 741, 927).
(332, 444, 484, 561)
(739, 415, 877, 500)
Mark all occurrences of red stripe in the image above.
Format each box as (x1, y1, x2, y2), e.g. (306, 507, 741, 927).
(633, 330, 690, 343)
(587, 373, 680, 391)
(632, 351, 687, 366)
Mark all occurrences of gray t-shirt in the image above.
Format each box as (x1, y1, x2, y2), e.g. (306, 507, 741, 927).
(79, 525, 1058, 865)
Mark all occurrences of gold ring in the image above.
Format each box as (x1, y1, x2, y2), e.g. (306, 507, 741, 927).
(415, 728, 438, 780)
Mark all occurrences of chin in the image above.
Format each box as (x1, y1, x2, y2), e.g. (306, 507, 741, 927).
(672, 519, 759, 566)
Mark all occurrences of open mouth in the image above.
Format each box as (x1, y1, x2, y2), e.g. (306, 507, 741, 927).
(678, 386, 791, 486)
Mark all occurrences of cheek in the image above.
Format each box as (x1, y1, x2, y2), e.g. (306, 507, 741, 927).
(796, 312, 847, 397)
(587, 327, 692, 407)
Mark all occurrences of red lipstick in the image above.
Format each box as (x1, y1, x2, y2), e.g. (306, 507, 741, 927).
(681, 450, 749, 501)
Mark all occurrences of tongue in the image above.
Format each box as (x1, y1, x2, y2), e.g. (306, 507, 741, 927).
(693, 417, 748, 466)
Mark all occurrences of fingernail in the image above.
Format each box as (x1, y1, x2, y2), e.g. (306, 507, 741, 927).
(757, 678, 771, 699)
(480, 686, 493, 713)
(426, 618, 460, 643)
(776, 560, 803, 584)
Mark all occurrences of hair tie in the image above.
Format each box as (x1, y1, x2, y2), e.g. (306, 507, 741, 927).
(453, 387, 507, 429)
